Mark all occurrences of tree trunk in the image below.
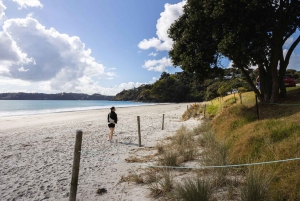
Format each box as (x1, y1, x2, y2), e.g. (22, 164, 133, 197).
(270, 67, 279, 103)
(238, 65, 262, 100)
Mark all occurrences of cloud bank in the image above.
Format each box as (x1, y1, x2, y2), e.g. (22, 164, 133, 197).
(138, 1, 186, 52)
(0, 17, 116, 93)
(138, 1, 185, 72)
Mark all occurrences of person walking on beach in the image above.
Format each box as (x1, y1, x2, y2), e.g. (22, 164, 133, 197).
(108, 107, 118, 142)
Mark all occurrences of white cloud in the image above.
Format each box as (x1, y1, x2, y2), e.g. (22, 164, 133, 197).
(138, 37, 161, 50)
(0, 17, 115, 93)
(143, 57, 172, 72)
(138, 1, 186, 51)
(0, 0, 6, 20)
(148, 52, 158, 57)
(12, 0, 43, 9)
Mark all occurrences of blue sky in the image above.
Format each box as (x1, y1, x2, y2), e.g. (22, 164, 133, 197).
(0, 0, 299, 95)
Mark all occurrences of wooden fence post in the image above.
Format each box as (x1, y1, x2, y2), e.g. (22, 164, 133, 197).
(137, 116, 141, 147)
(162, 114, 165, 130)
(239, 93, 242, 104)
(69, 130, 83, 201)
(255, 95, 259, 120)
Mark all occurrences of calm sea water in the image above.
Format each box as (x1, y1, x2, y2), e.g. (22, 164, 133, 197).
(0, 100, 154, 117)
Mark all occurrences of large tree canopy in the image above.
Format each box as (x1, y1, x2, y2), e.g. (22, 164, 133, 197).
(169, 0, 300, 102)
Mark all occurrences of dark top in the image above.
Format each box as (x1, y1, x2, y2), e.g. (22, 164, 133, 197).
(108, 111, 118, 124)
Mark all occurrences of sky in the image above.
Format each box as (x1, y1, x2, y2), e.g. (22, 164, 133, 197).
(0, 0, 299, 95)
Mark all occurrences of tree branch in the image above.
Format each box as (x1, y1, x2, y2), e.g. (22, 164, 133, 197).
(283, 35, 300, 69)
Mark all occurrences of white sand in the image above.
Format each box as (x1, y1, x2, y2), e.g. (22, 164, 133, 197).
(0, 103, 201, 201)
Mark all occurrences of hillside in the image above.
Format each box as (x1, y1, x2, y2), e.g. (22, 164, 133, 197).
(0, 92, 115, 100)
(115, 71, 253, 102)
(184, 87, 300, 200)
(115, 69, 300, 103)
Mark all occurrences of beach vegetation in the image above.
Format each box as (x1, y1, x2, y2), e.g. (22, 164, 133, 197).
(172, 178, 213, 201)
(240, 168, 271, 201)
(155, 143, 165, 154)
(210, 88, 300, 200)
(148, 170, 174, 198)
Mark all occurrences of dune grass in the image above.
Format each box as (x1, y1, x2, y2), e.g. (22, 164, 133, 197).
(210, 87, 300, 200)
(125, 88, 300, 200)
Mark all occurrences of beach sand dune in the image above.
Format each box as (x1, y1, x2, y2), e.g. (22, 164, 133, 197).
(0, 103, 200, 201)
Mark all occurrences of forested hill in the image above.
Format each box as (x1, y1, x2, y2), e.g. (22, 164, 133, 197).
(115, 69, 300, 103)
(114, 72, 231, 102)
(0, 93, 115, 100)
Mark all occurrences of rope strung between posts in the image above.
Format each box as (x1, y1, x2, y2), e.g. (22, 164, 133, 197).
(130, 157, 300, 169)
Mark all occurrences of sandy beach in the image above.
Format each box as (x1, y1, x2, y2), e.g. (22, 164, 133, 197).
(0, 103, 201, 201)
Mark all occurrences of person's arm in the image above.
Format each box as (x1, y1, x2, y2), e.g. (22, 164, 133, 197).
(115, 113, 118, 124)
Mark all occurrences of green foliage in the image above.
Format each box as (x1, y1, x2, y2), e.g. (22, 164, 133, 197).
(217, 85, 231, 97)
(168, 0, 300, 102)
(206, 104, 219, 117)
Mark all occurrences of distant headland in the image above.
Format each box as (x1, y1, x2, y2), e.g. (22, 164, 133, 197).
(0, 92, 115, 100)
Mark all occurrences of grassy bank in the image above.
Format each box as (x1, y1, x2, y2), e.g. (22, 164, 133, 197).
(122, 88, 300, 200)
(204, 88, 300, 200)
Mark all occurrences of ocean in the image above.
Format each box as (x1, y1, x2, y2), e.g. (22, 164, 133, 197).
(0, 100, 155, 117)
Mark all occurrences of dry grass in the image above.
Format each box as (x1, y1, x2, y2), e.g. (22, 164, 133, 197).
(182, 103, 203, 120)
(125, 155, 155, 163)
(172, 177, 213, 201)
(148, 170, 174, 198)
(240, 167, 271, 201)
(211, 87, 300, 200)
(155, 143, 165, 154)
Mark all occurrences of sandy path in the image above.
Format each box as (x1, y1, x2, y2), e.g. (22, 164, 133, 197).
(0, 103, 200, 201)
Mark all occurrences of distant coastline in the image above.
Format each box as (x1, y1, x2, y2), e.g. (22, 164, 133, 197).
(0, 92, 115, 100)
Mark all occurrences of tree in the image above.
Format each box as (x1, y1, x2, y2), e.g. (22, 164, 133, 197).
(169, 0, 300, 102)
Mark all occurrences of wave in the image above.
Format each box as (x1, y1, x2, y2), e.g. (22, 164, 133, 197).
(0, 103, 156, 117)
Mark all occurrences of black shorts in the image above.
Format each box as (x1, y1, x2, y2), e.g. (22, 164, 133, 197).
(108, 123, 115, 128)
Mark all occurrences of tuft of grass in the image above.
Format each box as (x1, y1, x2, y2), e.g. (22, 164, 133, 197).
(158, 151, 178, 167)
(193, 120, 211, 135)
(177, 143, 197, 162)
(172, 178, 213, 201)
(148, 170, 174, 198)
(240, 168, 271, 201)
(156, 143, 165, 154)
(172, 125, 194, 146)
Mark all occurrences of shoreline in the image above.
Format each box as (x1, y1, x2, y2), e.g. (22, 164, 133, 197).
(0, 100, 192, 118)
(0, 103, 201, 200)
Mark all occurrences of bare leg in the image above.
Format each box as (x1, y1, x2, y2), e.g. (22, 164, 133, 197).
(109, 127, 115, 141)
